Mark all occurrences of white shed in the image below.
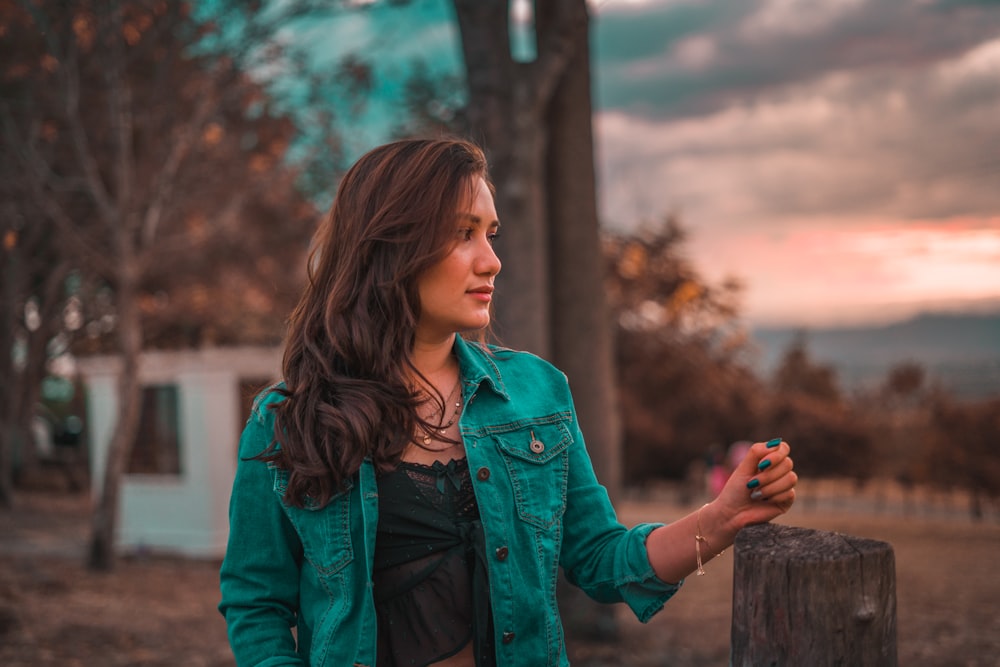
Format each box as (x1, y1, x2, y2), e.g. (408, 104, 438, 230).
(77, 346, 282, 558)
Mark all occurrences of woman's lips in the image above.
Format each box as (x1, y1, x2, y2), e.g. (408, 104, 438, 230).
(468, 286, 494, 301)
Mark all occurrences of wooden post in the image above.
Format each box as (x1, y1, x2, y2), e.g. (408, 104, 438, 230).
(731, 523, 897, 666)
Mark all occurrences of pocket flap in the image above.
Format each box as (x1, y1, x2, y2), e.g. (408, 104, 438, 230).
(494, 419, 572, 464)
(270, 463, 353, 510)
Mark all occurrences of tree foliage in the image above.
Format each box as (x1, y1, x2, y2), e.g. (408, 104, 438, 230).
(772, 335, 843, 404)
(762, 335, 876, 480)
(925, 395, 1000, 518)
(0, 0, 344, 564)
(604, 219, 762, 484)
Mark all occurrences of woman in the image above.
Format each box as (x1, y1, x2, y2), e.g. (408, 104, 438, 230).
(218, 138, 797, 667)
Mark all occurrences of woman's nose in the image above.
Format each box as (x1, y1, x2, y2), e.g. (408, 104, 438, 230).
(478, 241, 501, 276)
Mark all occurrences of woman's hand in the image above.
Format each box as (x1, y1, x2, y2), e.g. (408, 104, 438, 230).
(645, 438, 798, 582)
(713, 438, 797, 533)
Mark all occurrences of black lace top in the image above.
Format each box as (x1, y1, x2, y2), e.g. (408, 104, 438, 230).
(374, 458, 495, 667)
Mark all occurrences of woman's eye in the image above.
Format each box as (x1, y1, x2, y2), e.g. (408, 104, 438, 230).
(487, 231, 500, 245)
(458, 227, 474, 241)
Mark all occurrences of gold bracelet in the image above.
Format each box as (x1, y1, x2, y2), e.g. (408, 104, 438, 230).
(695, 503, 725, 576)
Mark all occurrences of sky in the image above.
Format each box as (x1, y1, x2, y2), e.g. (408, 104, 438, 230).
(590, 0, 1000, 326)
(300, 0, 1000, 327)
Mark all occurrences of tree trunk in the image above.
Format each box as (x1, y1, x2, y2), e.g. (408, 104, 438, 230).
(732, 523, 898, 666)
(453, 0, 551, 357)
(495, 103, 551, 356)
(13, 286, 67, 480)
(536, 0, 623, 643)
(7, 333, 43, 486)
(0, 240, 22, 507)
(86, 1, 144, 572)
(540, 0, 620, 497)
(87, 247, 143, 571)
(969, 487, 983, 520)
(0, 243, 56, 505)
(0, 421, 14, 508)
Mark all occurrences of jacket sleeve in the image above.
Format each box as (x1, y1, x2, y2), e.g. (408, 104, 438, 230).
(219, 401, 306, 666)
(557, 379, 683, 623)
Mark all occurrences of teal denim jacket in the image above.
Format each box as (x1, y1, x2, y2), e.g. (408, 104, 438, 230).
(219, 336, 681, 666)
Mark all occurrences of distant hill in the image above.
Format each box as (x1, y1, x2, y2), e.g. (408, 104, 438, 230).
(750, 311, 1000, 399)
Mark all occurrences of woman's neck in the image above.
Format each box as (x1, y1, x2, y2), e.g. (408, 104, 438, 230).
(410, 332, 459, 387)
(406, 333, 464, 463)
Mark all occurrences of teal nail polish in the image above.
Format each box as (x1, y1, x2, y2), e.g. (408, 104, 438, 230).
(766, 437, 782, 448)
(746, 479, 760, 489)
(758, 459, 772, 471)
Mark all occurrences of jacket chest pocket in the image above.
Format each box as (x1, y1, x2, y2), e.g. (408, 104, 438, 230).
(272, 467, 354, 576)
(492, 417, 572, 530)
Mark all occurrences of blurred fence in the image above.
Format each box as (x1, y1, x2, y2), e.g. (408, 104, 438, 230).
(626, 476, 1000, 523)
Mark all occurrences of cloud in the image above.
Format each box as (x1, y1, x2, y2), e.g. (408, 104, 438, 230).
(596, 35, 1000, 229)
(593, 0, 1000, 119)
(739, 0, 869, 40)
(592, 1, 1000, 324)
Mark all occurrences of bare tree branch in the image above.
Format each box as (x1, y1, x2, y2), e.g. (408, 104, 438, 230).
(17, 0, 117, 226)
(63, 44, 118, 227)
(139, 190, 248, 266)
(104, 3, 135, 233)
(0, 110, 117, 278)
(140, 85, 220, 247)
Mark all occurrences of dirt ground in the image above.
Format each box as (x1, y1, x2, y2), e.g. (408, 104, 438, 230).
(1, 486, 998, 666)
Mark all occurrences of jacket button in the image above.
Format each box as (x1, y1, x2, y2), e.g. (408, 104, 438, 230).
(502, 631, 515, 644)
(529, 439, 545, 454)
(495, 546, 508, 561)
(476, 467, 490, 481)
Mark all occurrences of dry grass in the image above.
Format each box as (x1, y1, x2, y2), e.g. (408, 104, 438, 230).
(2, 483, 999, 666)
(571, 481, 1000, 666)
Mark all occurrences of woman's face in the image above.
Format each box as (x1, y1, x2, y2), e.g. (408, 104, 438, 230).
(415, 176, 502, 343)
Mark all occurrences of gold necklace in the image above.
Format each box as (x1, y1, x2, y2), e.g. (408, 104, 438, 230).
(420, 379, 463, 446)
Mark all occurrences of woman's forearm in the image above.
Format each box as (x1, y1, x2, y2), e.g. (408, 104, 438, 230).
(645, 501, 739, 583)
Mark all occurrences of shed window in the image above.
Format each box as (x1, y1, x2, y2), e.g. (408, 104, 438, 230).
(128, 384, 181, 475)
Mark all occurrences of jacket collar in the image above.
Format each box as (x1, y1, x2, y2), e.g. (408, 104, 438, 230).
(453, 335, 509, 401)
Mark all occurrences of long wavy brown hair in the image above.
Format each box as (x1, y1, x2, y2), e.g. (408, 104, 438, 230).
(257, 138, 492, 508)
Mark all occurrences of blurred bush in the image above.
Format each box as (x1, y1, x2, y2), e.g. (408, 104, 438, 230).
(606, 219, 999, 514)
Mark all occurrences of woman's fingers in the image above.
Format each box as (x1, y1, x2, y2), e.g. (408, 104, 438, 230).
(764, 486, 796, 512)
(761, 468, 798, 499)
(754, 439, 790, 470)
(751, 461, 797, 503)
(746, 450, 791, 483)
(720, 439, 798, 522)
(744, 438, 796, 492)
